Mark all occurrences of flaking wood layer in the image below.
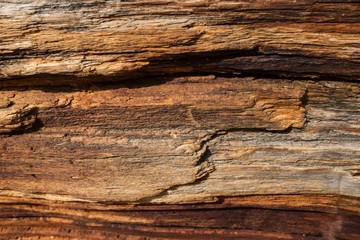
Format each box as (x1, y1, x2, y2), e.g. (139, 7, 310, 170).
(0, 0, 360, 239)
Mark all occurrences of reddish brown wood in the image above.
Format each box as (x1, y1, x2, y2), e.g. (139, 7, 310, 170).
(0, 195, 359, 240)
(1, 1, 360, 239)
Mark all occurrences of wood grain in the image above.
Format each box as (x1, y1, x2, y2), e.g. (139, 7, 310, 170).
(1, 0, 360, 86)
(1, 76, 359, 204)
(0, 195, 359, 240)
(0, 0, 360, 239)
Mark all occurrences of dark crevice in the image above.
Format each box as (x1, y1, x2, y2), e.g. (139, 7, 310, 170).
(300, 88, 309, 109)
(1, 69, 358, 93)
(0, 48, 252, 89)
(1, 46, 360, 90)
(213, 70, 360, 84)
(220, 126, 294, 135)
(0, 69, 345, 95)
(300, 89, 310, 127)
(0, 117, 44, 136)
(194, 148, 212, 167)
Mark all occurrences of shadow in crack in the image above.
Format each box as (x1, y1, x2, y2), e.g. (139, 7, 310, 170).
(0, 108, 44, 136)
(1, 45, 358, 92)
(0, 49, 261, 92)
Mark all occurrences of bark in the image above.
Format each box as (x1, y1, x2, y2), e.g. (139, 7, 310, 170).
(0, 0, 360, 239)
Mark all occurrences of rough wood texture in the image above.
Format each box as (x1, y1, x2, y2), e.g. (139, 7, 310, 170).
(1, 0, 360, 239)
(1, 76, 360, 204)
(1, 0, 360, 86)
(0, 195, 359, 240)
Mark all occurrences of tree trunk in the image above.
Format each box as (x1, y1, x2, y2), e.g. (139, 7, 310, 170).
(0, 1, 359, 239)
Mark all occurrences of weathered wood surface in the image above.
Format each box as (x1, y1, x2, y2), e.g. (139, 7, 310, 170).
(0, 195, 359, 240)
(1, 0, 360, 239)
(1, 0, 360, 86)
(1, 76, 360, 204)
